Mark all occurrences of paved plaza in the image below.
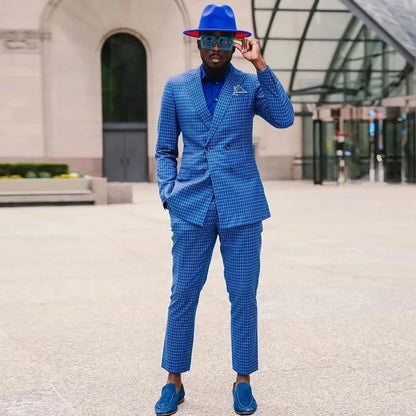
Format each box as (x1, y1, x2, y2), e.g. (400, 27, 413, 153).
(1, 181, 415, 416)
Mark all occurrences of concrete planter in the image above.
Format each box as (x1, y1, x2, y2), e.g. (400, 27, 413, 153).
(0, 177, 107, 205)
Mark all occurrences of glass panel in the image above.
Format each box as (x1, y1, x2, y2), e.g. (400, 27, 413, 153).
(292, 94, 321, 102)
(325, 93, 345, 102)
(270, 11, 309, 37)
(101, 33, 147, 123)
(384, 117, 402, 183)
(343, 69, 361, 84)
(330, 71, 343, 87)
(348, 41, 364, 62)
(342, 120, 370, 180)
(254, 0, 276, 8)
(331, 70, 342, 88)
(302, 115, 314, 179)
(336, 41, 354, 64)
(395, 80, 407, 96)
(370, 76, 382, 85)
(387, 72, 404, 88)
(348, 22, 364, 40)
(254, 10, 273, 38)
(388, 52, 407, 70)
(370, 86, 383, 98)
(307, 12, 352, 38)
(317, 0, 348, 10)
(297, 41, 338, 69)
(313, 120, 322, 183)
(322, 122, 337, 181)
(372, 54, 382, 71)
(293, 71, 326, 89)
(265, 40, 299, 68)
(366, 39, 383, 60)
(279, 0, 315, 9)
(406, 112, 415, 183)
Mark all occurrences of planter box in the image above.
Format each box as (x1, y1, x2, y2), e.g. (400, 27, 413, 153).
(0, 177, 107, 205)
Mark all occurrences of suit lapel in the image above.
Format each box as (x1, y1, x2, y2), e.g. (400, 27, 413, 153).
(186, 69, 212, 129)
(207, 65, 245, 144)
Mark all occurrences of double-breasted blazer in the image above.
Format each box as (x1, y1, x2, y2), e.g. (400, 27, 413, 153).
(156, 64, 294, 228)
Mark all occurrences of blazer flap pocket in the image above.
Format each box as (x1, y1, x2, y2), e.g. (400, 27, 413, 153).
(176, 169, 192, 181)
(177, 168, 206, 181)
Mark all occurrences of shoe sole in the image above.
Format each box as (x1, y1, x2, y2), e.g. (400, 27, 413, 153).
(235, 410, 256, 416)
(155, 398, 184, 416)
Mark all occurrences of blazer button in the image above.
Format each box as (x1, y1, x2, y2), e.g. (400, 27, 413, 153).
(201, 168, 206, 173)
(225, 144, 231, 149)
(229, 167, 234, 172)
(205, 146, 210, 151)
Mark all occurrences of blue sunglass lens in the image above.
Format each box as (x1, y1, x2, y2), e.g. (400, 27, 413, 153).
(200, 35, 215, 49)
(219, 37, 234, 51)
(200, 35, 234, 51)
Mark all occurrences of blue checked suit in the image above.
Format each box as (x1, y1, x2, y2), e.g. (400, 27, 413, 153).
(156, 64, 294, 375)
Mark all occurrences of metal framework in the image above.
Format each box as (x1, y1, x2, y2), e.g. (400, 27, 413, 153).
(251, 0, 415, 105)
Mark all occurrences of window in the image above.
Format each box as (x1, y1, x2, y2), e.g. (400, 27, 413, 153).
(101, 33, 147, 122)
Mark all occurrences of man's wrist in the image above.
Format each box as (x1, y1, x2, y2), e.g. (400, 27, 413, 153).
(253, 59, 268, 72)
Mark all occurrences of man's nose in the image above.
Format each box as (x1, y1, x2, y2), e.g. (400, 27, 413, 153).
(212, 43, 220, 51)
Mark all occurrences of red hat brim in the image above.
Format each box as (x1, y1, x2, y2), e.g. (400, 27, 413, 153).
(183, 29, 251, 38)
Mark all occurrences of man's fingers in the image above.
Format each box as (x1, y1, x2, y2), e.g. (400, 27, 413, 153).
(234, 39, 250, 54)
(234, 41, 247, 56)
(233, 40, 243, 50)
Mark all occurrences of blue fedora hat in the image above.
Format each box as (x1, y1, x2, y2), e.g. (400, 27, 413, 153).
(183, 4, 251, 38)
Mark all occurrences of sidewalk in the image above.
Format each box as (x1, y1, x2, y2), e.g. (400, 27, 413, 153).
(1, 181, 415, 416)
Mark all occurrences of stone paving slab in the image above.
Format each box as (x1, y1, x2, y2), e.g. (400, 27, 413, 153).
(0, 181, 415, 415)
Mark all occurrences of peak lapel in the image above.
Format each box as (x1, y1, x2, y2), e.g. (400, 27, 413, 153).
(207, 65, 245, 143)
(186, 69, 212, 129)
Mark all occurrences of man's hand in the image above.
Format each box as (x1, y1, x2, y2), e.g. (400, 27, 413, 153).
(234, 38, 268, 71)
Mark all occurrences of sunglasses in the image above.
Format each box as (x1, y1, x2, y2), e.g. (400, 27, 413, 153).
(199, 34, 235, 51)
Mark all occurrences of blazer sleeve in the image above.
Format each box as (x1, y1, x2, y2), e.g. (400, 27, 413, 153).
(254, 66, 295, 128)
(155, 79, 181, 206)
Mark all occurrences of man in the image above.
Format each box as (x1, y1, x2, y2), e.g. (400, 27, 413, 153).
(155, 4, 294, 415)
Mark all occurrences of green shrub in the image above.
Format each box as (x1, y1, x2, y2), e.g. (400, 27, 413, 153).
(25, 170, 37, 178)
(0, 163, 68, 177)
(38, 171, 51, 178)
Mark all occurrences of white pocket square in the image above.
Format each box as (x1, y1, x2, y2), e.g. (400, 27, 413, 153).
(233, 85, 248, 95)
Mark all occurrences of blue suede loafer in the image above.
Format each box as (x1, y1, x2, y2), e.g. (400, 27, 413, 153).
(233, 382, 257, 415)
(155, 383, 185, 416)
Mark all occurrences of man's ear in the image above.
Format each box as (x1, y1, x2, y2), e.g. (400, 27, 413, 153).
(197, 39, 201, 50)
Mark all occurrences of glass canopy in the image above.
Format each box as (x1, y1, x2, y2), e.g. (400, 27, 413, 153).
(252, 0, 415, 105)
(340, 0, 416, 65)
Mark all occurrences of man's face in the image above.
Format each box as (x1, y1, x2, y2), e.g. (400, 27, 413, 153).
(198, 31, 235, 72)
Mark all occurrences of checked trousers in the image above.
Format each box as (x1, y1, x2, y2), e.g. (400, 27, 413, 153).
(161, 198, 263, 375)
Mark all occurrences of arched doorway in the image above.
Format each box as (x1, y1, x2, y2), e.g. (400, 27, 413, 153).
(101, 33, 148, 181)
